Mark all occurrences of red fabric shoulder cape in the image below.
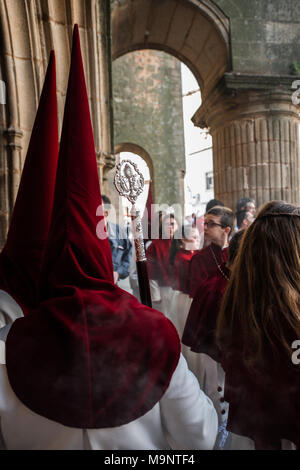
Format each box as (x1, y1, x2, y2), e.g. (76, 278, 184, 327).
(182, 267, 228, 361)
(6, 283, 180, 429)
(188, 243, 228, 298)
(173, 249, 198, 293)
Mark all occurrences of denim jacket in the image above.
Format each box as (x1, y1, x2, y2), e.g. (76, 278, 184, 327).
(107, 222, 133, 280)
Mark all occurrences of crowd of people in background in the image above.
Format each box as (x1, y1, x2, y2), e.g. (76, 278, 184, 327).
(128, 194, 300, 449)
(99, 192, 300, 449)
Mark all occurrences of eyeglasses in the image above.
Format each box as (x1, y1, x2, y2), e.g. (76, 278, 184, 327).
(204, 221, 224, 229)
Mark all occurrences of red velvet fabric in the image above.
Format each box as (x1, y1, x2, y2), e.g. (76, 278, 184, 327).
(182, 267, 229, 362)
(173, 249, 198, 293)
(0, 52, 58, 313)
(146, 238, 172, 287)
(6, 26, 180, 429)
(222, 343, 300, 448)
(188, 243, 228, 298)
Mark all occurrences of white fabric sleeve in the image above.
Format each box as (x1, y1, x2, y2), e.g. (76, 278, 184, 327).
(160, 354, 218, 450)
(0, 290, 24, 324)
(0, 342, 5, 365)
(0, 324, 10, 364)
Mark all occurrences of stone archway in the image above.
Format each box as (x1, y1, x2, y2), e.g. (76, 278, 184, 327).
(111, 0, 231, 211)
(115, 142, 154, 187)
(111, 0, 300, 209)
(111, 0, 230, 99)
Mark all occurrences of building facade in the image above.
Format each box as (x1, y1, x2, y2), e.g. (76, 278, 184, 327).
(0, 0, 300, 246)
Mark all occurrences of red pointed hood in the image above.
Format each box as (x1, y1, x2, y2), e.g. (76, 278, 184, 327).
(0, 52, 58, 313)
(37, 25, 114, 292)
(6, 25, 180, 429)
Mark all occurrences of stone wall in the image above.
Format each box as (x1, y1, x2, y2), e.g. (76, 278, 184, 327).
(215, 0, 300, 76)
(0, 0, 114, 247)
(112, 50, 186, 210)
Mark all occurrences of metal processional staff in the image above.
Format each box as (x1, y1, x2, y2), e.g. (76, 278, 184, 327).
(114, 160, 152, 307)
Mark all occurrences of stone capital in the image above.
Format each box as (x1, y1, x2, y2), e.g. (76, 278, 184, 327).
(192, 74, 300, 208)
(4, 127, 24, 151)
(193, 74, 300, 131)
(97, 150, 116, 176)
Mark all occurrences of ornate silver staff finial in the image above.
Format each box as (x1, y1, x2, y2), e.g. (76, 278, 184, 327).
(114, 160, 146, 262)
(114, 159, 144, 205)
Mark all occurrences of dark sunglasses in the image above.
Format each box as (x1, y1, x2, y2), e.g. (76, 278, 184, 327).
(204, 221, 224, 229)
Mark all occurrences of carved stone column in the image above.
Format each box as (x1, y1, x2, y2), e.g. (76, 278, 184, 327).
(0, 127, 23, 247)
(99, 0, 115, 186)
(193, 74, 300, 210)
(4, 127, 23, 212)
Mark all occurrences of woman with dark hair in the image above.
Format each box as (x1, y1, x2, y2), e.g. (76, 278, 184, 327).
(217, 201, 300, 449)
(182, 229, 245, 449)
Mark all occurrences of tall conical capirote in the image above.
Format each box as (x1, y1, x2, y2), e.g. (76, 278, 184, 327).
(0, 51, 59, 314)
(6, 25, 180, 430)
(36, 24, 114, 293)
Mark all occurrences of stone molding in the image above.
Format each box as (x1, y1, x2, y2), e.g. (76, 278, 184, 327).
(193, 74, 300, 130)
(193, 79, 300, 208)
(4, 128, 24, 151)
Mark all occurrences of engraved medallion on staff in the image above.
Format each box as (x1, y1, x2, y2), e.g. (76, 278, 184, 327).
(114, 160, 144, 204)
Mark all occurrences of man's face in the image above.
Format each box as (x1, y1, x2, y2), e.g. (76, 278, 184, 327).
(246, 202, 256, 215)
(204, 214, 229, 247)
(241, 211, 255, 228)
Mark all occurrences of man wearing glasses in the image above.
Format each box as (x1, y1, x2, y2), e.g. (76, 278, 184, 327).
(188, 206, 234, 299)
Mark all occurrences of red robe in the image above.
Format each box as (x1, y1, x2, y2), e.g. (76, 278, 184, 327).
(146, 239, 172, 287)
(182, 266, 229, 362)
(188, 243, 228, 298)
(173, 249, 198, 293)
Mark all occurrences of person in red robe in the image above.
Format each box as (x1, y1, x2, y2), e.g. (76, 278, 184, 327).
(171, 226, 201, 294)
(146, 213, 178, 313)
(182, 229, 245, 360)
(217, 201, 300, 449)
(169, 225, 201, 329)
(188, 206, 234, 298)
(168, 225, 202, 378)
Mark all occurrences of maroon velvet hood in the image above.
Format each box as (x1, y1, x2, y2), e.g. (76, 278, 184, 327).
(6, 25, 180, 429)
(0, 52, 58, 313)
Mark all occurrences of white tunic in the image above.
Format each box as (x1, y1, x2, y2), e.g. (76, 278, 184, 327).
(0, 335, 218, 450)
(0, 290, 24, 327)
(168, 290, 203, 382)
